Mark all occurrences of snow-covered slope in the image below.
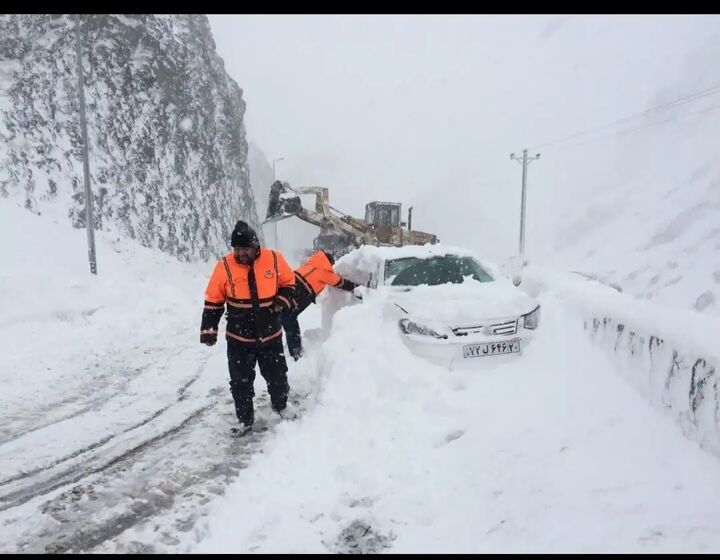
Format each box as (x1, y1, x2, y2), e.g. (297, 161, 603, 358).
(394, 19, 720, 319)
(0, 198, 237, 553)
(534, 28, 720, 317)
(0, 14, 259, 261)
(0, 198, 207, 453)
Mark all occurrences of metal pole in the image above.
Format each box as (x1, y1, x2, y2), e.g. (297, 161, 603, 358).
(272, 161, 278, 246)
(519, 149, 528, 261)
(272, 156, 284, 183)
(510, 149, 540, 267)
(74, 14, 97, 275)
(272, 157, 284, 248)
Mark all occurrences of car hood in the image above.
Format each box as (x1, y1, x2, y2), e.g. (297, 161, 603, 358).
(387, 281, 539, 326)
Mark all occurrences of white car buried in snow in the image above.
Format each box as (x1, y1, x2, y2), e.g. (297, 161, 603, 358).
(327, 245, 541, 369)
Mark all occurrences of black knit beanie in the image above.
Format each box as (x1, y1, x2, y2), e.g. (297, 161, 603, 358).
(322, 250, 335, 265)
(231, 221, 260, 248)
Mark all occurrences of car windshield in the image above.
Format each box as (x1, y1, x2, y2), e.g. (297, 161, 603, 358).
(385, 255, 494, 287)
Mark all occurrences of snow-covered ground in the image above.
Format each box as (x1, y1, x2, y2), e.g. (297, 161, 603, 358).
(3, 198, 720, 553)
(191, 278, 720, 553)
(0, 199, 310, 552)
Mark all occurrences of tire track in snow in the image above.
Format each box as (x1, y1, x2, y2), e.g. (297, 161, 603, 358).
(0, 341, 189, 446)
(0, 349, 211, 511)
(2, 307, 323, 553)
(5, 392, 311, 554)
(0, 403, 207, 512)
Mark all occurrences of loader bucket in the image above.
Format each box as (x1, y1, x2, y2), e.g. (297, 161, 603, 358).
(265, 181, 287, 221)
(264, 180, 304, 223)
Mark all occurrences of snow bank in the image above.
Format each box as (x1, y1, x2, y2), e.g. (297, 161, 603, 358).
(523, 265, 720, 456)
(0, 198, 209, 449)
(194, 289, 720, 553)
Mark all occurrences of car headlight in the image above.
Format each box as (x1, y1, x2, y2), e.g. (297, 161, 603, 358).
(399, 319, 448, 339)
(522, 305, 541, 330)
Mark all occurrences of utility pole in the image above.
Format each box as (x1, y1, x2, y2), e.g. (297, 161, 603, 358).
(272, 157, 284, 248)
(510, 149, 540, 267)
(74, 14, 97, 275)
(272, 157, 284, 183)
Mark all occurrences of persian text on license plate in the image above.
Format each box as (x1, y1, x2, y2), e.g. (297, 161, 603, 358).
(463, 339, 520, 358)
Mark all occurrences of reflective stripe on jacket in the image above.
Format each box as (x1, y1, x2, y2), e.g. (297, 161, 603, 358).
(200, 248, 295, 345)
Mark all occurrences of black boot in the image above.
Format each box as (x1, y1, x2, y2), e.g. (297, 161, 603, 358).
(234, 395, 254, 428)
(231, 423, 253, 436)
(268, 378, 289, 414)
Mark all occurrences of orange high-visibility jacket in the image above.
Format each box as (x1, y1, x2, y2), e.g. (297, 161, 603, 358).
(200, 248, 295, 345)
(294, 250, 357, 301)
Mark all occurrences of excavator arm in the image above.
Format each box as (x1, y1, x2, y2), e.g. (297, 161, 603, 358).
(264, 181, 367, 249)
(265, 182, 325, 226)
(263, 180, 439, 255)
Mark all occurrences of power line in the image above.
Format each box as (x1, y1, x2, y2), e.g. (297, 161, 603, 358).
(546, 101, 720, 153)
(531, 83, 720, 150)
(528, 81, 720, 151)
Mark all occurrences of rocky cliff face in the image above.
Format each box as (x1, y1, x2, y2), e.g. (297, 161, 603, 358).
(0, 14, 260, 261)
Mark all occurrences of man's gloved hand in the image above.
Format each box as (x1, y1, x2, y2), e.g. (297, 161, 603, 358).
(201, 332, 217, 346)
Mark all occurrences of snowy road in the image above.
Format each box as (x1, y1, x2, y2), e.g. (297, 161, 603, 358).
(0, 203, 314, 552)
(3, 289, 720, 552)
(0, 326, 312, 553)
(3, 204, 720, 552)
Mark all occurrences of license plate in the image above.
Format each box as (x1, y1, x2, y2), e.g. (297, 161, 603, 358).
(463, 339, 520, 358)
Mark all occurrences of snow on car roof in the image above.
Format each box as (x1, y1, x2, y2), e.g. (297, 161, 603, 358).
(338, 243, 478, 266)
(334, 244, 500, 286)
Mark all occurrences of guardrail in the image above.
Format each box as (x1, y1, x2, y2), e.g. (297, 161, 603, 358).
(584, 314, 720, 456)
(523, 266, 720, 457)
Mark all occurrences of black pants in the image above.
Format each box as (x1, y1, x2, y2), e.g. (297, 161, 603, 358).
(226, 337, 289, 426)
(281, 282, 314, 358)
(281, 310, 302, 358)
(281, 298, 313, 358)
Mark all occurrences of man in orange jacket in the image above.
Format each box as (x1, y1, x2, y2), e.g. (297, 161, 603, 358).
(200, 221, 296, 435)
(281, 249, 359, 360)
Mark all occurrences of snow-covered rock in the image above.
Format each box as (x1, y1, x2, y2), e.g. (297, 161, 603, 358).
(0, 14, 260, 261)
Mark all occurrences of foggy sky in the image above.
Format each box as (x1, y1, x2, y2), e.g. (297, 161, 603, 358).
(208, 14, 720, 262)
